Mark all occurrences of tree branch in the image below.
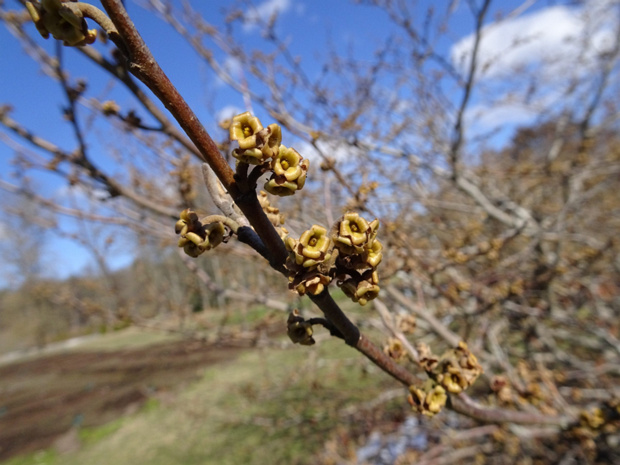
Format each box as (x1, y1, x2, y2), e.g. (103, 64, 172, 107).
(99, 0, 288, 266)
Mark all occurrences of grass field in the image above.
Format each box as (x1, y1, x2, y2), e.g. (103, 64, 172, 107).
(0, 323, 407, 465)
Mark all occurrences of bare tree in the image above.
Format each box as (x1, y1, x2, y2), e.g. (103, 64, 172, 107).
(1, 0, 620, 462)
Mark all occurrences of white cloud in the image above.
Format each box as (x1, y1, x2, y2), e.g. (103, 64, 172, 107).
(243, 0, 292, 32)
(465, 101, 539, 130)
(213, 56, 244, 88)
(223, 56, 242, 77)
(451, 1, 619, 135)
(55, 183, 109, 202)
(294, 137, 365, 164)
(216, 105, 244, 123)
(451, 1, 618, 80)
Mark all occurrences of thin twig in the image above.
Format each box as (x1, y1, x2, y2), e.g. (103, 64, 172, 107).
(374, 298, 419, 363)
(386, 285, 462, 347)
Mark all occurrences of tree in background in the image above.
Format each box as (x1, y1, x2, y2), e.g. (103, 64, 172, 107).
(1, 0, 619, 462)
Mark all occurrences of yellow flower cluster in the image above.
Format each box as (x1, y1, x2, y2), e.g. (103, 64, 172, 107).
(229, 112, 309, 196)
(175, 209, 226, 257)
(339, 269, 380, 306)
(286, 309, 315, 346)
(408, 380, 448, 417)
(284, 212, 383, 304)
(333, 213, 382, 305)
(285, 224, 334, 296)
(569, 399, 620, 452)
(408, 342, 482, 417)
(26, 0, 97, 46)
(419, 341, 483, 394)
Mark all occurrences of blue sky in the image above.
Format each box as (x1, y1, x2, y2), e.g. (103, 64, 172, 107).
(0, 0, 617, 286)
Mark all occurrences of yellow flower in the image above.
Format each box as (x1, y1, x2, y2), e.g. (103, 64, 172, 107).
(338, 213, 369, 247)
(231, 123, 282, 165)
(339, 270, 380, 306)
(431, 343, 482, 393)
(175, 209, 226, 257)
(174, 208, 200, 236)
(439, 370, 465, 394)
(287, 310, 315, 345)
(365, 239, 383, 267)
(293, 225, 332, 268)
(334, 213, 379, 255)
(384, 338, 407, 362)
(264, 147, 309, 196)
(407, 386, 426, 412)
(272, 145, 304, 181)
(355, 282, 380, 306)
(264, 178, 298, 196)
(407, 381, 447, 417)
(178, 234, 204, 258)
(202, 222, 226, 249)
(177, 222, 225, 257)
(580, 408, 605, 429)
(425, 384, 448, 415)
(397, 314, 417, 334)
(229, 112, 263, 149)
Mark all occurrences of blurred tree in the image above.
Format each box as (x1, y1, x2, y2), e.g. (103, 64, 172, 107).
(1, 0, 619, 462)
(0, 194, 53, 285)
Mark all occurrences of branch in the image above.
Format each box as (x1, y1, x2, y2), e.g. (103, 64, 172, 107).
(386, 285, 462, 347)
(0, 110, 179, 218)
(449, 393, 574, 427)
(100, 0, 288, 266)
(373, 298, 419, 362)
(448, 0, 491, 172)
(99, 0, 232, 183)
(178, 250, 291, 312)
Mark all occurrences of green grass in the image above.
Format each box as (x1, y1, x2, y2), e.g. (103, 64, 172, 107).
(78, 419, 126, 445)
(73, 327, 184, 352)
(2, 339, 401, 465)
(218, 305, 274, 326)
(1, 450, 58, 465)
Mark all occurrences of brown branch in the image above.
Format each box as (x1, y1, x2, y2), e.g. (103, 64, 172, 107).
(374, 298, 419, 362)
(99, 0, 231, 183)
(0, 178, 134, 227)
(178, 251, 291, 312)
(386, 285, 462, 347)
(448, 0, 491, 172)
(308, 290, 360, 347)
(77, 46, 203, 159)
(449, 393, 574, 427)
(90, 1, 582, 430)
(100, 0, 288, 266)
(0, 111, 179, 218)
(356, 334, 419, 386)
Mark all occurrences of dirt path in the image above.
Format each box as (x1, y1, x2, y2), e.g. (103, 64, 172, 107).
(0, 339, 245, 461)
(0, 334, 104, 366)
